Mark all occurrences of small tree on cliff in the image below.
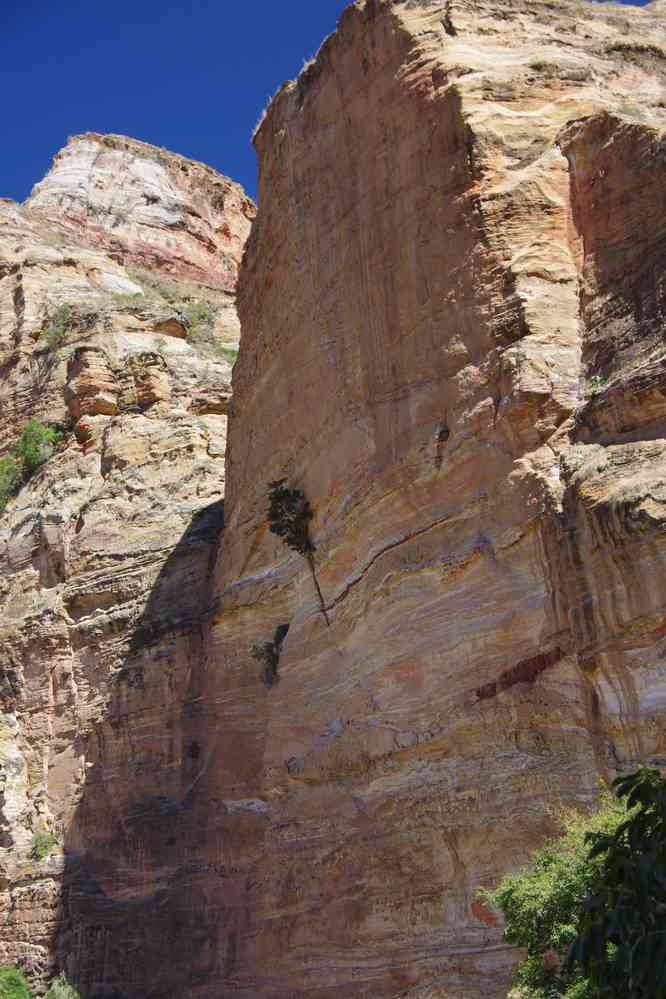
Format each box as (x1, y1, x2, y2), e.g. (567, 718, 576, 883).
(485, 767, 666, 999)
(267, 479, 329, 625)
(267, 479, 315, 555)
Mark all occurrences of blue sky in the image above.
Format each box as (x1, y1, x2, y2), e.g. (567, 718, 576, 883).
(2, 0, 650, 204)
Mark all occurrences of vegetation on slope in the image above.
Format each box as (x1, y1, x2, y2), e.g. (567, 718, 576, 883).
(485, 767, 666, 999)
(30, 829, 58, 862)
(0, 968, 31, 999)
(0, 970, 79, 999)
(0, 420, 62, 513)
(42, 304, 73, 352)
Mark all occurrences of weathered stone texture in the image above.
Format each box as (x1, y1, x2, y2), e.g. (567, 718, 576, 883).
(26, 133, 255, 293)
(4, 1, 666, 998)
(0, 136, 246, 988)
(212, 1, 666, 996)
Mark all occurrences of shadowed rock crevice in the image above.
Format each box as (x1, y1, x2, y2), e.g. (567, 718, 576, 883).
(54, 499, 250, 999)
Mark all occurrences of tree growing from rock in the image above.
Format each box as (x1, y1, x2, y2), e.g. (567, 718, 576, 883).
(267, 479, 329, 625)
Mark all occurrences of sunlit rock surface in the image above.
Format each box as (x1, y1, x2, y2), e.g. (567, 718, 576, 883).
(0, 136, 248, 987)
(3, 0, 666, 996)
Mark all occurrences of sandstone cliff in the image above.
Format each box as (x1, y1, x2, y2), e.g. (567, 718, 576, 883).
(4, 1, 666, 998)
(220, 0, 666, 996)
(0, 135, 252, 987)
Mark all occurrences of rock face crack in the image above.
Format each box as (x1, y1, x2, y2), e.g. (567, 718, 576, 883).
(323, 512, 455, 617)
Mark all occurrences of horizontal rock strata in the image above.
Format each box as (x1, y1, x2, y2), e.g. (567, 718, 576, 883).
(0, 135, 250, 988)
(215, 1, 666, 997)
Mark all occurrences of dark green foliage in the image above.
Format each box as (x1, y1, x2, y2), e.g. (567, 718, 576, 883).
(0, 420, 62, 514)
(0, 457, 22, 512)
(252, 623, 290, 688)
(266, 480, 330, 625)
(267, 480, 314, 556)
(0, 967, 31, 999)
(43, 304, 73, 352)
(486, 792, 624, 999)
(30, 829, 57, 862)
(44, 975, 80, 999)
(14, 419, 61, 476)
(487, 767, 666, 999)
(568, 767, 666, 999)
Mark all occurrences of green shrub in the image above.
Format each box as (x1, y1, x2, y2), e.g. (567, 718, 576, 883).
(216, 345, 238, 366)
(0, 420, 61, 516)
(44, 975, 79, 999)
(569, 767, 666, 998)
(485, 767, 666, 999)
(112, 292, 144, 308)
(14, 419, 61, 476)
(30, 829, 57, 862)
(0, 456, 22, 512)
(588, 374, 606, 397)
(486, 792, 624, 999)
(182, 301, 218, 342)
(43, 304, 73, 352)
(0, 966, 31, 999)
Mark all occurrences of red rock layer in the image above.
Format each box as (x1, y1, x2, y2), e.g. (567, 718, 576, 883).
(26, 133, 255, 292)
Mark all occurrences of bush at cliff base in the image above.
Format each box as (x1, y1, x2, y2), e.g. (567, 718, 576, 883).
(485, 766, 666, 999)
(0, 968, 31, 999)
(44, 975, 79, 999)
(0, 970, 80, 999)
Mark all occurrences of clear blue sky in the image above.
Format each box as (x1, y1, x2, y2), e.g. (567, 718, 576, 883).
(2, 0, 650, 205)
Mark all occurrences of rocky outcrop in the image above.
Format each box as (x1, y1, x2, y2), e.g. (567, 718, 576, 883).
(26, 133, 255, 294)
(0, 136, 249, 986)
(4, 2, 666, 998)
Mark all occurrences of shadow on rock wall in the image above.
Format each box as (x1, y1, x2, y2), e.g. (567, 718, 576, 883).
(50, 499, 266, 998)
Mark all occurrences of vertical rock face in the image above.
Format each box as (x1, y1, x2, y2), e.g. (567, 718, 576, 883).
(0, 137, 250, 987)
(213, 0, 666, 996)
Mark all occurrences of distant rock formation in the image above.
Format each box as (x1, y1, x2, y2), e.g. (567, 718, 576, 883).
(0, 134, 250, 988)
(26, 133, 254, 291)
